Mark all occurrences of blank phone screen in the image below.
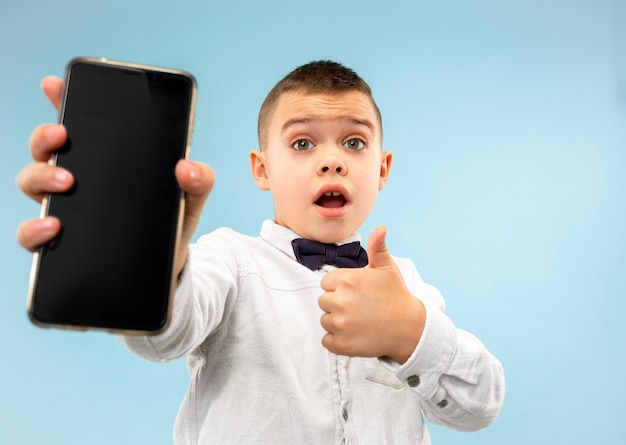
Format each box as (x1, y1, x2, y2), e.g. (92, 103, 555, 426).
(30, 60, 195, 333)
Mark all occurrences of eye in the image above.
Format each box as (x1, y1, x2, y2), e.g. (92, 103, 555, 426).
(343, 138, 365, 150)
(293, 139, 315, 151)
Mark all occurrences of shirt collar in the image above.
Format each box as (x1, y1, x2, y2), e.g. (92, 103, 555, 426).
(259, 219, 362, 262)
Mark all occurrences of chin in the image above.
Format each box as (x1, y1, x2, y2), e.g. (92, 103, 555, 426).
(311, 224, 359, 244)
(281, 213, 361, 243)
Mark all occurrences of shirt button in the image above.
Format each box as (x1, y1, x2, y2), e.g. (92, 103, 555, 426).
(342, 409, 349, 421)
(437, 399, 448, 408)
(406, 375, 420, 387)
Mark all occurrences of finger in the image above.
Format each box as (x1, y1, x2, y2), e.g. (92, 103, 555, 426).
(320, 311, 334, 333)
(318, 291, 334, 313)
(320, 268, 347, 292)
(321, 332, 337, 353)
(41, 76, 64, 110)
(366, 226, 394, 269)
(16, 162, 73, 203)
(29, 124, 67, 162)
(321, 331, 353, 357)
(16, 217, 61, 252)
(320, 272, 332, 292)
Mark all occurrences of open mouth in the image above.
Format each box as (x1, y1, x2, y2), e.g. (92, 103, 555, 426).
(315, 191, 347, 208)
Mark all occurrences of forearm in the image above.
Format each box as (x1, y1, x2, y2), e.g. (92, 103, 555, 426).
(120, 268, 202, 361)
(121, 233, 239, 362)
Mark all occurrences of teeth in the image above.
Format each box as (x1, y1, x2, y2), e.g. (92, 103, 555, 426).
(323, 192, 342, 197)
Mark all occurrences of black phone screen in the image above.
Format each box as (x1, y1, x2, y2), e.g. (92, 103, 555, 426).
(29, 59, 196, 333)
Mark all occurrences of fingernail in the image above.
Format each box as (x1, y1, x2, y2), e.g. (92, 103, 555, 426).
(44, 125, 62, 141)
(188, 164, 199, 181)
(40, 217, 56, 231)
(54, 169, 70, 183)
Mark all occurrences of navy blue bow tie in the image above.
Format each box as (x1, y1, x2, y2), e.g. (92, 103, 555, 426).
(291, 238, 368, 270)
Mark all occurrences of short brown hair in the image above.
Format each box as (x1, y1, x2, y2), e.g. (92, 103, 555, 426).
(257, 60, 382, 150)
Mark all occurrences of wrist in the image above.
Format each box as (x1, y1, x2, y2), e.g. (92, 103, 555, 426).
(387, 297, 426, 364)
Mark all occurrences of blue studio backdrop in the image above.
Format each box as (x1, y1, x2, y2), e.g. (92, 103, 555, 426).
(1, 1, 624, 444)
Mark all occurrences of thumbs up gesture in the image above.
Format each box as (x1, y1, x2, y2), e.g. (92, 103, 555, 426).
(319, 227, 426, 364)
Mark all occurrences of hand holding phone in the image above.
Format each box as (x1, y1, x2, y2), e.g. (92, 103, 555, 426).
(24, 57, 211, 334)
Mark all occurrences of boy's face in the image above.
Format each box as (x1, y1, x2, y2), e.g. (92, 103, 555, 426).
(251, 90, 392, 243)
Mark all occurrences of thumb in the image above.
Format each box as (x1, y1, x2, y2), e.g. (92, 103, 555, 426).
(366, 226, 394, 269)
(173, 159, 215, 277)
(176, 159, 215, 243)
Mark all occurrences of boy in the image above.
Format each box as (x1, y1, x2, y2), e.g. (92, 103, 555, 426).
(17, 60, 504, 444)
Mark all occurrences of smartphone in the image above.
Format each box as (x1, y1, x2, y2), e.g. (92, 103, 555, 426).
(27, 57, 197, 334)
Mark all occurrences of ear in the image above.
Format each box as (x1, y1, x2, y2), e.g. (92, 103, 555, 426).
(250, 149, 271, 191)
(378, 150, 393, 190)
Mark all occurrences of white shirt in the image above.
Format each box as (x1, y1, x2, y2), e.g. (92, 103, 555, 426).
(122, 220, 504, 444)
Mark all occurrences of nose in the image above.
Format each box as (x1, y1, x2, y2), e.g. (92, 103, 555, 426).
(317, 152, 347, 176)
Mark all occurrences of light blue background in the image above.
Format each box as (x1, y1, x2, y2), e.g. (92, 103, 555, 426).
(2, 0, 624, 444)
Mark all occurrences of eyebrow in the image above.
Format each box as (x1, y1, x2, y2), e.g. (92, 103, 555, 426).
(281, 117, 376, 135)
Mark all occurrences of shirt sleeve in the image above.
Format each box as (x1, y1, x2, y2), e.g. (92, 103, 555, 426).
(384, 258, 505, 432)
(120, 228, 240, 362)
